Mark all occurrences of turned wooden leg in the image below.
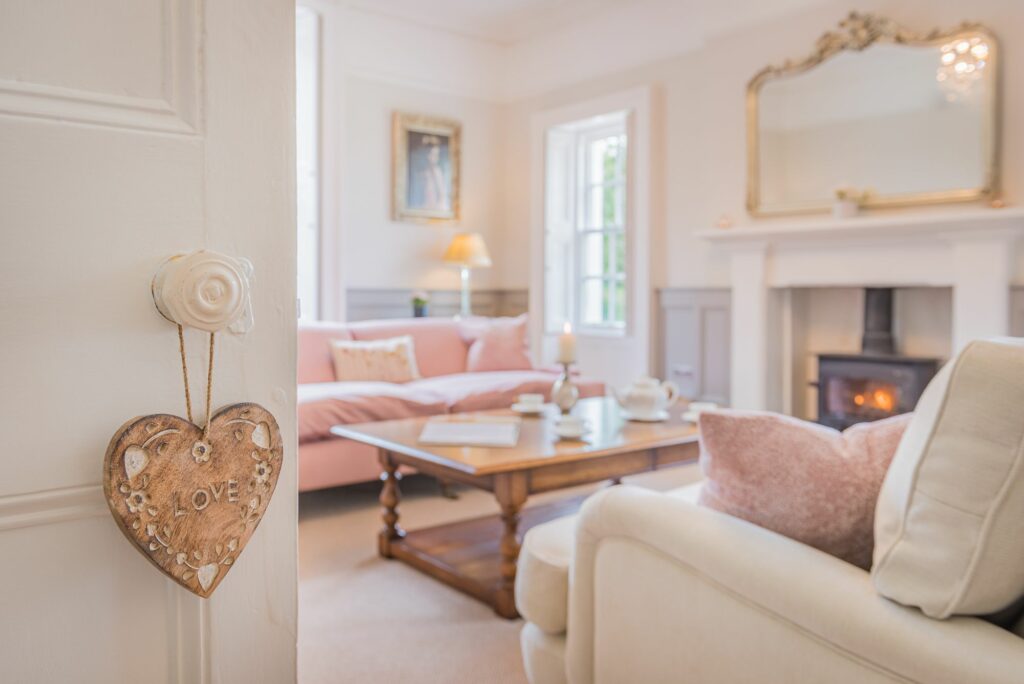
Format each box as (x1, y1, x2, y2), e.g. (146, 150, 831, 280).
(378, 451, 404, 558)
(494, 472, 529, 619)
(437, 477, 459, 500)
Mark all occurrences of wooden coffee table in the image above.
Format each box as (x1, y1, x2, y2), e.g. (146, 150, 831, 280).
(331, 396, 699, 618)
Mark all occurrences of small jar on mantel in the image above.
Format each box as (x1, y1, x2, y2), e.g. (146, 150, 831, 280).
(832, 186, 865, 219)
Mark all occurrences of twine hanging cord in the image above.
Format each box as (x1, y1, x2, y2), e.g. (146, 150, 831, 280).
(176, 324, 215, 437)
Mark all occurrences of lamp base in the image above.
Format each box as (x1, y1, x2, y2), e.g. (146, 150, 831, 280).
(458, 266, 471, 318)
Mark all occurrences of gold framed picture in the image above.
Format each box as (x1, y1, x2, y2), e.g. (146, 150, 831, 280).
(392, 112, 461, 223)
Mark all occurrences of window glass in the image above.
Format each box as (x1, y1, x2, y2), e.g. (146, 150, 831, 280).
(543, 113, 628, 334)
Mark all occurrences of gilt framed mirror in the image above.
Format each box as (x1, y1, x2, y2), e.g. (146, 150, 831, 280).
(747, 13, 1000, 216)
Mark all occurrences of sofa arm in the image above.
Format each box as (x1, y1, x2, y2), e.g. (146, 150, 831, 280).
(567, 486, 1024, 684)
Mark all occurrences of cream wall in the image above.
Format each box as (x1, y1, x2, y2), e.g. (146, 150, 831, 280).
(315, 0, 1024, 318)
(340, 76, 506, 292)
(500, 0, 1024, 290)
(305, 1, 512, 320)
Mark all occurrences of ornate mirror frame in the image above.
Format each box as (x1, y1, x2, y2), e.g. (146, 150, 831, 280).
(746, 12, 1001, 216)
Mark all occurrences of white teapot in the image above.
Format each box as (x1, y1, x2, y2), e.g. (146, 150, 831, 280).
(613, 376, 679, 420)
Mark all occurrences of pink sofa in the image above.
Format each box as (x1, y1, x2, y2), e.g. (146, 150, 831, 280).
(298, 318, 605, 492)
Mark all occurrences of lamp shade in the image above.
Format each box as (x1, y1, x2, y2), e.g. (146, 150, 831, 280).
(442, 232, 492, 269)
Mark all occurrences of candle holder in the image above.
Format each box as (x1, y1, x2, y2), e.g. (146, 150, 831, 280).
(551, 362, 579, 414)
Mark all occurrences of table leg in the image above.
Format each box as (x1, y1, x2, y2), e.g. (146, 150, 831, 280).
(437, 477, 459, 500)
(378, 450, 404, 558)
(494, 472, 529, 619)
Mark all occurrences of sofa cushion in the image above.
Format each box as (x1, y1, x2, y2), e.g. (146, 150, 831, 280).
(873, 338, 1024, 619)
(297, 381, 448, 443)
(330, 335, 421, 383)
(347, 318, 469, 378)
(460, 314, 533, 372)
(409, 371, 605, 413)
(699, 410, 911, 570)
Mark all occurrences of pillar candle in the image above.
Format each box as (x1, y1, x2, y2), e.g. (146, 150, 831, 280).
(557, 322, 577, 364)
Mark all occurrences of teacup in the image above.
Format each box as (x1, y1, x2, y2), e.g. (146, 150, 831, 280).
(687, 401, 718, 415)
(518, 393, 544, 408)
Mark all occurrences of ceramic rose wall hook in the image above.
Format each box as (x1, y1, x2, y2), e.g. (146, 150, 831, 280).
(102, 250, 281, 598)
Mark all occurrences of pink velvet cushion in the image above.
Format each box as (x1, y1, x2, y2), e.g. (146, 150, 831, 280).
(460, 315, 533, 372)
(297, 381, 448, 443)
(698, 410, 912, 570)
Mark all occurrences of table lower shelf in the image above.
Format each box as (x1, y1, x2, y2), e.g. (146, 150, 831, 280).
(384, 495, 586, 619)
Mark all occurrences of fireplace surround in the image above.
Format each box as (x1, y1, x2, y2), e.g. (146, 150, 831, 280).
(699, 206, 1024, 411)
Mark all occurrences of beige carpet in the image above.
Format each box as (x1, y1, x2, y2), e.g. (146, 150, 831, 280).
(298, 466, 701, 683)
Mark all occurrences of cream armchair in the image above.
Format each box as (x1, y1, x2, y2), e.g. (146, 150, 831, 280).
(516, 484, 1024, 684)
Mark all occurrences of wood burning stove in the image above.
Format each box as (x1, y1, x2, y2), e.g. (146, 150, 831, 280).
(815, 289, 939, 430)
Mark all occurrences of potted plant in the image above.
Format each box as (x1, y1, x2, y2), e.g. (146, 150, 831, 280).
(411, 290, 430, 318)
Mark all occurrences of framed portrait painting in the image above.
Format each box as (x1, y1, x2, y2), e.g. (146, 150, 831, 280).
(392, 112, 461, 223)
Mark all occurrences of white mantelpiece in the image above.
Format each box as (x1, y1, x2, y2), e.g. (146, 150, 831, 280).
(699, 207, 1024, 410)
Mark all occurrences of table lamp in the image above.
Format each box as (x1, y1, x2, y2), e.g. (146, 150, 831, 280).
(443, 232, 492, 317)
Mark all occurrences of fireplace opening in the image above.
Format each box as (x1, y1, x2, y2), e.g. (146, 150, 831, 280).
(815, 288, 939, 430)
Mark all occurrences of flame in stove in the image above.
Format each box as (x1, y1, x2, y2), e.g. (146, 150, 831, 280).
(873, 389, 895, 412)
(852, 389, 896, 412)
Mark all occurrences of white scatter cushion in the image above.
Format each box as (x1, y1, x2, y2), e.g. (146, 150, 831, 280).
(329, 335, 421, 383)
(872, 338, 1024, 619)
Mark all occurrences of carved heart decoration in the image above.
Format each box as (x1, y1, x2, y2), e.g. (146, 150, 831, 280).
(103, 403, 282, 597)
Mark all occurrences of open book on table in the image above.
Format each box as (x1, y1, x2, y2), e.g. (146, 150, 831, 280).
(418, 415, 521, 448)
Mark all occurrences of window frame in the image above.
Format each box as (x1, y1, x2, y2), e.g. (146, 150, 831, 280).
(572, 121, 629, 335)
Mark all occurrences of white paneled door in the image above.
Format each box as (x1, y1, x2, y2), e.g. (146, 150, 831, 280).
(0, 1, 297, 682)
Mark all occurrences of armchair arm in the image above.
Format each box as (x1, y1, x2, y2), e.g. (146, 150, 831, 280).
(567, 486, 1024, 684)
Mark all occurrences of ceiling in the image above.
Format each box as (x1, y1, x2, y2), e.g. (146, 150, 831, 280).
(339, 0, 632, 44)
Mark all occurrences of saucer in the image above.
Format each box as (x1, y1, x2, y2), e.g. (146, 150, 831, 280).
(512, 403, 546, 415)
(553, 423, 589, 440)
(682, 411, 701, 423)
(623, 410, 670, 423)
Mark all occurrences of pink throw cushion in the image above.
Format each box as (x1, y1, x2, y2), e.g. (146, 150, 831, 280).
(461, 315, 533, 372)
(698, 410, 912, 570)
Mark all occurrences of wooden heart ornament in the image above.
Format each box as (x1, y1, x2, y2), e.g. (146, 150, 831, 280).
(103, 403, 282, 597)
